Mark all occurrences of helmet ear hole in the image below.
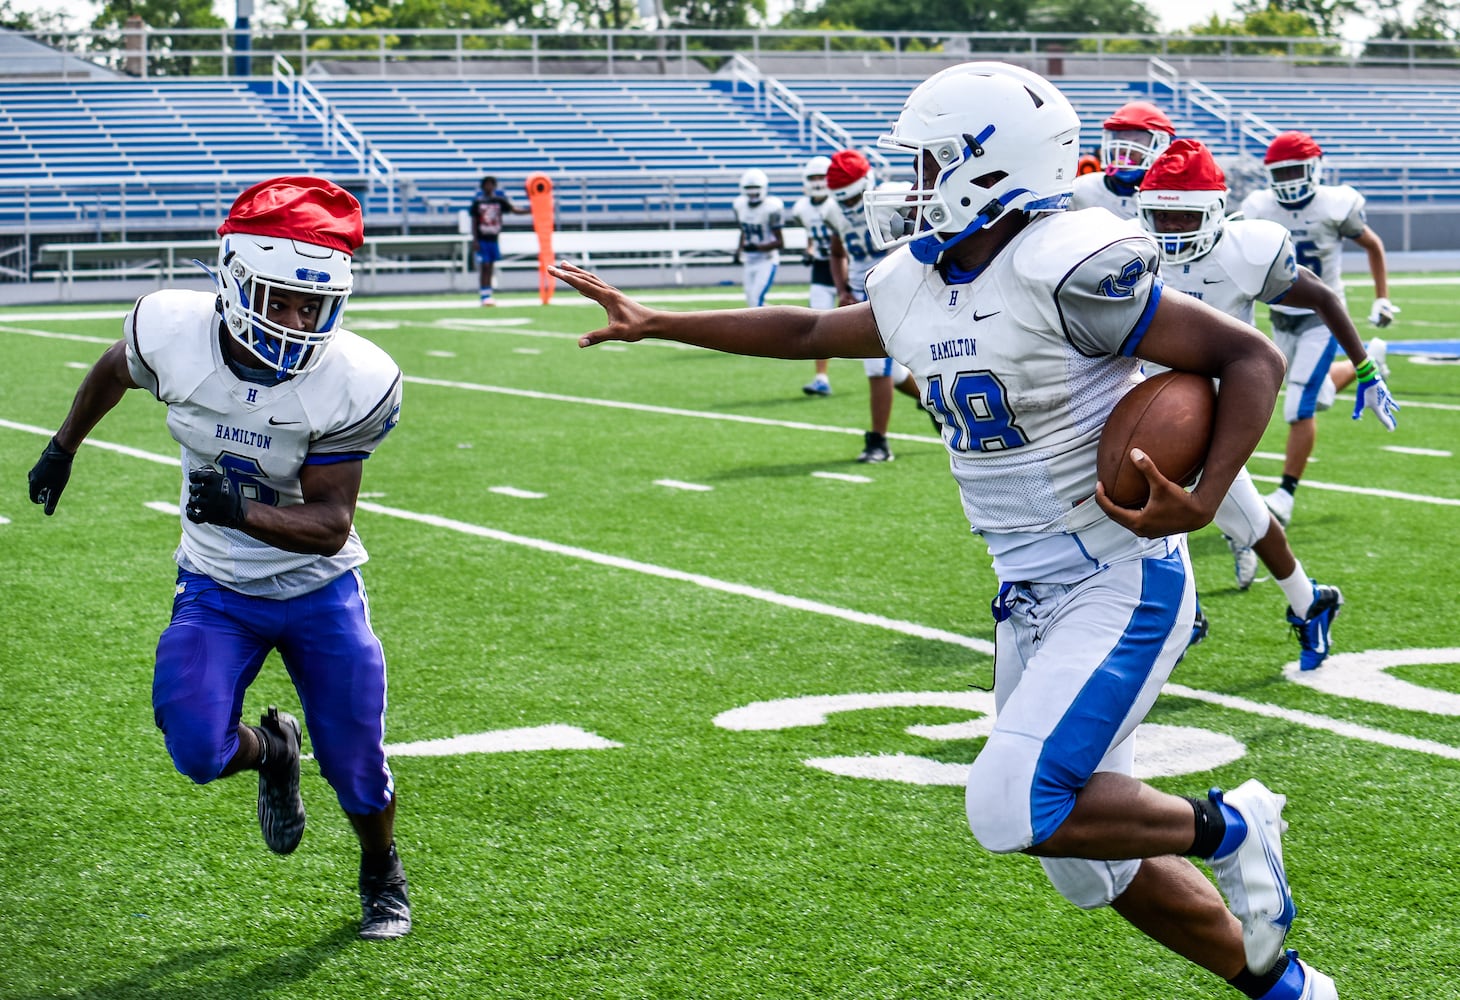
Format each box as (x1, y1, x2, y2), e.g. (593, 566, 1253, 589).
(972, 170, 1008, 190)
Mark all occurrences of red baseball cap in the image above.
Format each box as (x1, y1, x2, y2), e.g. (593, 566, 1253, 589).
(218, 176, 364, 255)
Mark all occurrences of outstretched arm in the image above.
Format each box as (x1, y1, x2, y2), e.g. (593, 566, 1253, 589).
(28, 339, 140, 514)
(552, 261, 885, 359)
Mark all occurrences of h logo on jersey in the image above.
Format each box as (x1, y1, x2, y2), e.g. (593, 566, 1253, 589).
(1098, 258, 1148, 299)
(948, 290, 959, 308)
(246, 388, 258, 403)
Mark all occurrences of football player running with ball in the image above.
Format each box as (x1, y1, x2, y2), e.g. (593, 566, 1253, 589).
(26, 177, 412, 940)
(1138, 138, 1398, 670)
(555, 63, 1339, 999)
(1240, 132, 1397, 527)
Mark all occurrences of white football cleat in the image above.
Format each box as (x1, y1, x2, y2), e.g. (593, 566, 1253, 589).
(1225, 534, 1258, 590)
(1265, 488, 1294, 529)
(1209, 779, 1296, 974)
(1298, 956, 1339, 1000)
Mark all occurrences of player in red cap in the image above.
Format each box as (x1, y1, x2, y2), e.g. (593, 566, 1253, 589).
(26, 176, 412, 939)
(1070, 101, 1176, 218)
(1240, 131, 1398, 527)
(1138, 138, 1396, 669)
(820, 149, 924, 462)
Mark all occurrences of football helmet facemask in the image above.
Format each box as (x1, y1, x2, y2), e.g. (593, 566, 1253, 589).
(865, 61, 1080, 264)
(1265, 131, 1324, 206)
(215, 234, 353, 377)
(740, 168, 769, 206)
(1138, 138, 1228, 264)
(802, 156, 832, 201)
(1099, 101, 1176, 187)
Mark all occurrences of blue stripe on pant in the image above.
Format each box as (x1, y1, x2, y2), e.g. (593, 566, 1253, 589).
(1295, 334, 1340, 420)
(966, 547, 1190, 854)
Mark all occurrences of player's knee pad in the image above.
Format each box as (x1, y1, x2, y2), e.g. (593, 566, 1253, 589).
(965, 736, 1045, 854)
(156, 716, 229, 785)
(1214, 469, 1271, 547)
(1039, 856, 1141, 910)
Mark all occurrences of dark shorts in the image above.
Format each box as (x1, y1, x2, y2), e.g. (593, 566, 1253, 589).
(476, 238, 502, 264)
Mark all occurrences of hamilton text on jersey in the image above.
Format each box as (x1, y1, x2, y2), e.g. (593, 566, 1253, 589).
(929, 336, 978, 362)
(215, 424, 273, 449)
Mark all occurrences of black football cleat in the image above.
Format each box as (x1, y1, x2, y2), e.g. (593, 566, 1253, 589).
(359, 848, 412, 940)
(257, 706, 305, 855)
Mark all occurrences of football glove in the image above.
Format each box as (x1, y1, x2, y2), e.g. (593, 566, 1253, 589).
(27, 436, 75, 516)
(1368, 297, 1399, 328)
(186, 467, 248, 527)
(1353, 374, 1399, 431)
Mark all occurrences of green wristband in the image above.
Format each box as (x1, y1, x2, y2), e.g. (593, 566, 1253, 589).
(1355, 359, 1377, 382)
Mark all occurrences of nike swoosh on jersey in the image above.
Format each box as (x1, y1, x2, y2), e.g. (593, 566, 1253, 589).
(972, 311, 1001, 322)
(268, 416, 300, 426)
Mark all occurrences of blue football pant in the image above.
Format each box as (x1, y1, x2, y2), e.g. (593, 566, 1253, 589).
(152, 568, 394, 815)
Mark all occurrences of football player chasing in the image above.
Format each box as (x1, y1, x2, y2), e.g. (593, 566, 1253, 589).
(26, 177, 412, 940)
(1070, 100, 1177, 217)
(1139, 139, 1398, 671)
(789, 155, 840, 396)
(1240, 132, 1398, 527)
(555, 63, 1339, 999)
(819, 149, 923, 463)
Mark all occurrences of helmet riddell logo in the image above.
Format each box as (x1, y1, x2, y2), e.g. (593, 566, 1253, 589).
(296, 268, 332, 282)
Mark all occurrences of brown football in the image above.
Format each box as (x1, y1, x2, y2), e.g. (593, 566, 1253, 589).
(1097, 371, 1217, 509)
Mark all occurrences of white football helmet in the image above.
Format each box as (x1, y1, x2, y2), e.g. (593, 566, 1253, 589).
(1137, 137, 1228, 264)
(1264, 132, 1324, 206)
(866, 61, 1080, 263)
(740, 168, 768, 206)
(1098, 102, 1175, 184)
(802, 156, 831, 200)
(215, 233, 353, 376)
(1138, 188, 1226, 264)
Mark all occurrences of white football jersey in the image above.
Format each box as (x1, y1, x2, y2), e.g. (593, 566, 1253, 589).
(124, 289, 403, 599)
(1070, 172, 1139, 219)
(1158, 219, 1297, 327)
(790, 195, 833, 263)
(1239, 183, 1365, 315)
(732, 194, 785, 264)
(820, 196, 887, 295)
(867, 208, 1169, 583)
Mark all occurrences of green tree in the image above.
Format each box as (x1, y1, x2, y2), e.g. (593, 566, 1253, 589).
(0, 0, 70, 31)
(91, 0, 228, 75)
(1169, 8, 1341, 57)
(1031, 0, 1159, 34)
(1232, 0, 1359, 38)
(1361, 0, 1460, 59)
(777, 0, 1035, 35)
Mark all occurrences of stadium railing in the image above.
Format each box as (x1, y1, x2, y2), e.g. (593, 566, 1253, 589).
(28, 227, 811, 295)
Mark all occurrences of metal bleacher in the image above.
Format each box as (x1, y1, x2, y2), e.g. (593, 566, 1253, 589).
(0, 79, 366, 228)
(5, 68, 1460, 245)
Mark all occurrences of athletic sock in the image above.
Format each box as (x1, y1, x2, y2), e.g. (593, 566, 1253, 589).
(1185, 795, 1230, 858)
(1230, 951, 1294, 998)
(1277, 563, 1315, 619)
(1279, 474, 1300, 496)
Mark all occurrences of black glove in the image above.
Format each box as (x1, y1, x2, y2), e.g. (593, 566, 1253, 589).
(186, 467, 248, 527)
(28, 436, 75, 516)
